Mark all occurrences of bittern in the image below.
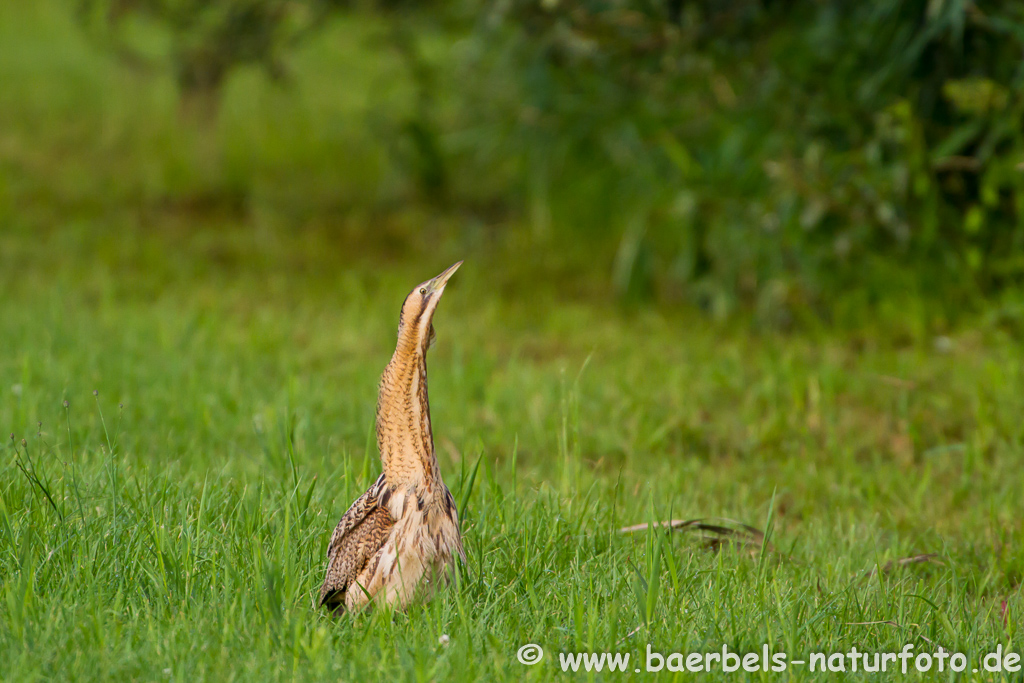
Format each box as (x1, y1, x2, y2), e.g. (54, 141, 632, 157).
(319, 262, 465, 612)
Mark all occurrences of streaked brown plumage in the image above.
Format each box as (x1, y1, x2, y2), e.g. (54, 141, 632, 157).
(319, 262, 465, 612)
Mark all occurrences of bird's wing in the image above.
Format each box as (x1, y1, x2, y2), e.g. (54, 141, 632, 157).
(319, 474, 394, 609)
(324, 473, 388, 557)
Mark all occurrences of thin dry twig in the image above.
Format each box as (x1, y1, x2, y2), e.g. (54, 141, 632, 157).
(843, 620, 934, 646)
(615, 625, 643, 646)
(863, 553, 943, 580)
(619, 517, 770, 555)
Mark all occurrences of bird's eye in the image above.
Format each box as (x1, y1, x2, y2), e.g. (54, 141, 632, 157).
(419, 287, 427, 295)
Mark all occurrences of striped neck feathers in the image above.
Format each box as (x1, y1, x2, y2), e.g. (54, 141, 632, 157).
(376, 325, 442, 490)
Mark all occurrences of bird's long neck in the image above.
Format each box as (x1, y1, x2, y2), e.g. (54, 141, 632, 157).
(376, 332, 442, 490)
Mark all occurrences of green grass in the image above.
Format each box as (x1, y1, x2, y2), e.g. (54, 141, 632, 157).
(2, 1, 1024, 680)
(1, 224, 1023, 681)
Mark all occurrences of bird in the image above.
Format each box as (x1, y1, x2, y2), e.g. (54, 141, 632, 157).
(319, 261, 465, 612)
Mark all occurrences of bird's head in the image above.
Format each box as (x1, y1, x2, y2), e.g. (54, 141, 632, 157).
(397, 261, 462, 353)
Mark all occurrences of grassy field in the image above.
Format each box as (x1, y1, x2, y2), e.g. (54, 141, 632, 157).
(2, 2, 1024, 681)
(2, 227, 1023, 681)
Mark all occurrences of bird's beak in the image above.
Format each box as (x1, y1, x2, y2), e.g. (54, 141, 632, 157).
(426, 260, 462, 296)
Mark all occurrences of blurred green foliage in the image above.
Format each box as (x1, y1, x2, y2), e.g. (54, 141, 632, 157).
(442, 0, 1024, 321)
(76, 0, 348, 120)
(8, 0, 1024, 326)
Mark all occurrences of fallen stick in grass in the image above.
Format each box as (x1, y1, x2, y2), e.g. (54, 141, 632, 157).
(618, 517, 772, 555)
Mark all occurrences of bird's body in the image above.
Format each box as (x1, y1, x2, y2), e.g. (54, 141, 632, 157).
(319, 262, 464, 612)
